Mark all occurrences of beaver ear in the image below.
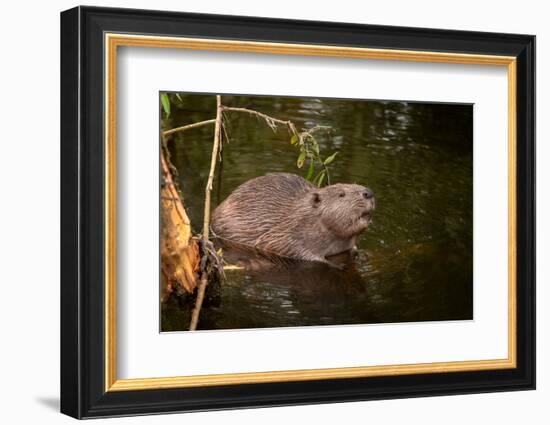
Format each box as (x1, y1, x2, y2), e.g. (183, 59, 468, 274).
(311, 192, 321, 206)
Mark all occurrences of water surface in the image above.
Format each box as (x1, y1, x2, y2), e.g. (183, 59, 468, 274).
(161, 93, 473, 331)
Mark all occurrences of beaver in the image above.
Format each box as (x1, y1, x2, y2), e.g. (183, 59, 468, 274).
(211, 173, 375, 265)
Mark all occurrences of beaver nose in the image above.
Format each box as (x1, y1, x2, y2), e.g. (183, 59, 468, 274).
(363, 188, 374, 199)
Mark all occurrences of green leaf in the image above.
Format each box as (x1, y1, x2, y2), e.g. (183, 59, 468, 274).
(160, 93, 171, 117)
(297, 151, 306, 168)
(306, 160, 315, 180)
(175, 93, 183, 102)
(311, 139, 320, 155)
(290, 135, 299, 145)
(313, 170, 325, 186)
(323, 152, 338, 165)
(317, 172, 326, 187)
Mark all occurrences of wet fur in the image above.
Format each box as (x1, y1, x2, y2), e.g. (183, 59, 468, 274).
(211, 173, 375, 264)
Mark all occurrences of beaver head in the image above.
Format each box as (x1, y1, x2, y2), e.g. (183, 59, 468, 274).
(309, 183, 375, 239)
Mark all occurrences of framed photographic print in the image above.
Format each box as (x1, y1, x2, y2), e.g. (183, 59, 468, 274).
(60, 6, 535, 419)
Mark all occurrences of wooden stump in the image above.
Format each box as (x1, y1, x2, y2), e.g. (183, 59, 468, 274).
(160, 151, 199, 302)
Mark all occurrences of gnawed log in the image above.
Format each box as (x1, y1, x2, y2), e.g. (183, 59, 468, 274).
(160, 150, 200, 302)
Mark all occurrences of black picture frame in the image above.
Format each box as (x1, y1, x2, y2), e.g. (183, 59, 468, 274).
(61, 5, 535, 419)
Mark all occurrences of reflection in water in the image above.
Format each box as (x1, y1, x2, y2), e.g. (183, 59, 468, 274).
(161, 94, 473, 331)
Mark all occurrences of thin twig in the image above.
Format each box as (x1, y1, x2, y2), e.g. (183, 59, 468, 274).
(162, 119, 216, 137)
(203, 97, 222, 241)
(189, 275, 208, 330)
(189, 96, 222, 331)
(221, 106, 298, 136)
(304, 125, 332, 135)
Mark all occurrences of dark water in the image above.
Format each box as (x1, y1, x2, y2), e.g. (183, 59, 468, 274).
(161, 93, 473, 331)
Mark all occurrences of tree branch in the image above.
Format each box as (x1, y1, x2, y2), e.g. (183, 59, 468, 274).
(221, 106, 298, 136)
(162, 119, 216, 137)
(189, 95, 223, 331)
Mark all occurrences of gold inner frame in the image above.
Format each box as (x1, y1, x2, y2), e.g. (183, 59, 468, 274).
(104, 33, 517, 392)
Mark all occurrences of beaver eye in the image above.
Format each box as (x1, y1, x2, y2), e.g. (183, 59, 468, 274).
(339, 192, 345, 198)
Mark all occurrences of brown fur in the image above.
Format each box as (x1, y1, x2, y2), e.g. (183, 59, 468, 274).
(211, 173, 375, 264)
